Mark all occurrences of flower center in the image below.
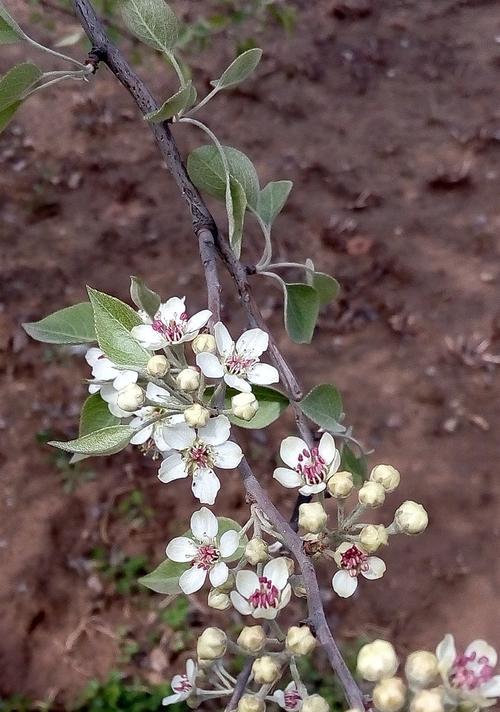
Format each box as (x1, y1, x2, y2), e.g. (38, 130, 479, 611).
(340, 545, 369, 577)
(225, 351, 257, 376)
(284, 689, 302, 709)
(185, 442, 214, 473)
(296, 447, 327, 485)
(195, 544, 220, 570)
(173, 674, 192, 694)
(249, 576, 280, 609)
(152, 311, 188, 343)
(450, 652, 494, 691)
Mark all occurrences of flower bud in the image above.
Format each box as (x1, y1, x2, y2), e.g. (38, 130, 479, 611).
(286, 626, 317, 656)
(231, 392, 259, 421)
(404, 651, 438, 689)
(116, 383, 145, 412)
(184, 403, 210, 428)
(298, 502, 328, 534)
(192, 334, 216, 355)
(370, 464, 400, 493)
(358, 481, 386, 508)
(393, 501, 428, 535)
(237, 626, 267, 654)
(146, 354, 169, 377)
(237, 695, 265, 712)
(186, 696, 201, 709)
(357, 640, 399, 682)
(245, 537, 269, 565)
(372, 677, 406, 712)
(207, 588, 231, 611)
(327, 471, 354, 498)
(252, 656, 281, 684)
(410, 689, 444, 712)
(301, 694, 330, 712)
(359, 524, 388, 554)
(196, 627, 227, 661)
(176, 367, 200, 392)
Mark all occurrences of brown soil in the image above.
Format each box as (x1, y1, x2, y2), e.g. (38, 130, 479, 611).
(1, 0, 500, 706)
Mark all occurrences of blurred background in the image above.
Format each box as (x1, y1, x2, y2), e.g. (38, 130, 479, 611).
(1, 0, 500, 709)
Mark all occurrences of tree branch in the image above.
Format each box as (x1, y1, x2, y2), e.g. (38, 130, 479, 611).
(70, 2, 364, 709)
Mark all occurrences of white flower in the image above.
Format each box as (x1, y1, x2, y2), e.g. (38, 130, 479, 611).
(436, 634, 500, 708)
(196, 321, 279, 393)
(129, 384, 185, 448)
(131, 296, 211, 350)
(158, 415, 242, 505)
(272, 682, 303, 711)
(230, 558, 292, 620)
(332, 542, 386, 598)
(273, 432, 341, 495)
(86, 347, 139, 393)
(162, 658, 197, 706)
(165, 507, 240, 594)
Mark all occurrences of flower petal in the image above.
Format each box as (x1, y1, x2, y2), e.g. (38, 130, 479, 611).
(166, 536, 197, 562)
(85, 347, 103, 366)
(131, 324, 165, 349)
(465, 640, 497, 668)
(162, 692, 182, 706)
(436, 634, 457, 672)
(213, 441, 243, 469)
(236, 328, 269, 359)
(280, 436, 308, 469)
(279, 583, 292, 610)
(186, 659, 197, 683)
(198, 414, 230, 446)
(273, 467, 302, 489)
(332, 570, 358, 598)
(363, 556, 386, 580)
(236, 570, 260, 598)
(318, 432, 337, 464)
(219, 530, 240, 558)
(162, 422, 196, 451)
(230, 590, 252, 615)
(224, 373, 251, 392)
(187, 310, 212, 333)
(130, 424, 153, 445)
(113, 370, 138, 391)
(191, 468, 220, 505)
(159, 296, 185, 321)
(481, 676, 500, 698)
(158, 453, 188, 483)
(263, 558, 289, 591)
(209, 561, 228, 588)
(214, 321, 234, 356)
(190, 507, 218, 542)
(196, 352, 224, 379)
(146, 383, 171, 404)
(247, 363, 279, 386)
(92, 358, 119, 381)
(299, 482, 326, 496)
(179, 566, 206, 594)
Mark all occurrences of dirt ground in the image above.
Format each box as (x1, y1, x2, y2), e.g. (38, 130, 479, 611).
(1, 0, 500, 707)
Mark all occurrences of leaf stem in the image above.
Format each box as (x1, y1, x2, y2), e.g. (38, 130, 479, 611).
(26, 36, 88, 69)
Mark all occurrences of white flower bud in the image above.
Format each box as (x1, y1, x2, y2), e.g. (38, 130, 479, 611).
(291, 576, 307, 598)
(410, 689, 444, 712)
(394, 501, 428, 535)
(196, 627, 227, 661)
(404, 651, 438, 689)
(237, 695, 265, 712)
(176, 367, 200, 392)
(231, 392, 259, 421)
(146, 354, 169, 377)
(184, 403, 210, 428)
(327, 471, 354, 498)
(286, 626, 317, 656)
(252, 656, 281, 684)
(370, 464, 401, 493)
(357, 640, 399, 682)
(358, 481, 386, 508)
(298, 502, 328, 534)
(245, 538, 269, 565)
(192, 334, 216, 355)
(372, 677, 406, 712)
(237, 626, 267, 654)
(301, 694, 330, 712)
(116, 383, 145, 412)
(359, 524, 388, 554)
(207, 588, 231, 611)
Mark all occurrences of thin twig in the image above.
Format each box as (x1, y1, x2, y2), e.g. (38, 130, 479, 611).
(224, 659, 253, 712)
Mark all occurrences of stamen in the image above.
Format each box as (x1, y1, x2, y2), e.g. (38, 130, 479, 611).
(195, 544, 220, 570)
(249, 576, 280, 609)
(450, 650, 494, 691)
(340, 545, 368, 576)
(295, 446, 328, 485)
(173, 675, 192, 694)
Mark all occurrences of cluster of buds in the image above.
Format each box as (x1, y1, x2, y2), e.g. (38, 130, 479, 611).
(354, 635, 500, 711)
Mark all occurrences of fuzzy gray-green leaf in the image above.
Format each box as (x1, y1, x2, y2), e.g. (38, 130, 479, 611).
(298, 384, 343, 430)
(130, 276, 161, 318)
(211, 48, 262, 90)
(80, 394, 120, 436)
(139, 559, 187, 594)
(23, 302, 96, 344)
(0, 2, 26, 44)
(145, 81, 193, 122)
(49, 425, 134, 456)
(284, 283, 320, 344)
(0, 62, 42, 112)
(256, 180, 292, 227)
(121, 0, 179, 51)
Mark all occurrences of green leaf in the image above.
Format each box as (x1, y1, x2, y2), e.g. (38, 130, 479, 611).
(145, 81, 194, 122)
(139, 559, 186, 594)
(211, 48, 262, 90)
(298, 384, 343, 430)
(80, 394, 120, 436)
(341, 443, 367, 486)
(187, 144, 260, 209)
(0, 62, 42, 112)
(229, 385, 289, 429)
(87, 287, 151, 369)
(227, 176, 247, 258)
(256, 180, 292, 228)
(22, 302, 96, 344)
(130, 276, 161, 318)
(311, 272, 340, 306)
(49, 425, 134, 456)
(121, 0, 179, 51)
(284, 283, 320, 344)
(0, 100, 19, 134)
(0, 2, 26, 44)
